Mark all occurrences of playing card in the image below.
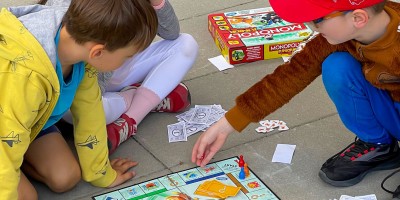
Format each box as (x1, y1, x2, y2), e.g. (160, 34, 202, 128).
(167, 122, 187, 143)
(278, 120, 286, 126)
(278, 125, 289, 131)
(176, 108, 195, 122)
(255, 126, 267, 133)
(170, 105, 227, 142)
(259, 120, 269, 125)
(257, 119, 288, 133)
(189, 106, 211, 124)
(186, 124, 208, 137)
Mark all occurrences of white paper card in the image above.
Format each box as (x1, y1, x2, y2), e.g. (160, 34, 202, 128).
(208, 55, 234, 71)
(272, 144, 296, 164)
(282, 56, 290, 62)
(339, 194, 377, 200)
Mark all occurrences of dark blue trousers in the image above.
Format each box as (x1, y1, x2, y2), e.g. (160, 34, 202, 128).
(322, 52, 400, 144)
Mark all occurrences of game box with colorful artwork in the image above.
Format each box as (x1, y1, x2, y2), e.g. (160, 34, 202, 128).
(208, 7, 313, 64)
(92, 156, 280, 200)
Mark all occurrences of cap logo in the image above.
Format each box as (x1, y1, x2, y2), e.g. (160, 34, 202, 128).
(349, 0, 365, 5)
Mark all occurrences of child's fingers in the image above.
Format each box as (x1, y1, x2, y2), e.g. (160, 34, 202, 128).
(110, 157, 122, 165)
(195, 142, 208, 166)
(113, 160, 138, 172)
(113, 158, 130, 166)
(119, 170, 136, 183)
(200, 149, 214, 167)
(191, 137, 202, 163)
(120, 160, 139, 171)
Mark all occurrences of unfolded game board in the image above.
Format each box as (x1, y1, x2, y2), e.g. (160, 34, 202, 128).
(92, 156, 280, 200)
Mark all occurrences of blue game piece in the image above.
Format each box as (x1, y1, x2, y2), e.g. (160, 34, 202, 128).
(239, 167, 246, 180)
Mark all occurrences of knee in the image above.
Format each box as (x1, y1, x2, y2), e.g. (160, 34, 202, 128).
(177, 33, 199, 58)
(46, 163, 81, 193)
(322, 52, 361, 93)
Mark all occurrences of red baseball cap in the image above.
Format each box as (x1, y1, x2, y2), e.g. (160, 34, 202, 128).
(269, 0, 385, 23)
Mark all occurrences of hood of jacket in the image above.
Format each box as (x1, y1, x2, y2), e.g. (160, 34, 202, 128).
(7, 4, 67, 67)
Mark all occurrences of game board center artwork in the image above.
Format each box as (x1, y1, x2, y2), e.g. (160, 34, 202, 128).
(92, 156, 280, 200)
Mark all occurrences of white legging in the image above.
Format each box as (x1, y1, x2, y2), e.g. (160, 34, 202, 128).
(102, 33, 198, 123)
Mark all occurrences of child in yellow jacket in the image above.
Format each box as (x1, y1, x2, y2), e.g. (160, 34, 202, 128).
(0, 0, 158, 199)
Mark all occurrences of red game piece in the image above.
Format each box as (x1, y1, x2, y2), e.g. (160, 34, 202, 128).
(236, 155, 245, 168)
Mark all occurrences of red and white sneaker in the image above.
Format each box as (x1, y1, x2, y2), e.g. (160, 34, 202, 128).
(106, 114, 137, 154)
(153, 83, 191, 113)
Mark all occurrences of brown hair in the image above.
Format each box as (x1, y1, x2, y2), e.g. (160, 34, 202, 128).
(370, 0, 387, 13)
(37, 0, 47, 5)
(62, 0, 158, 52)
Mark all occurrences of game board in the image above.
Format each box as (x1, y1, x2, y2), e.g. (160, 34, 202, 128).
(92, 157, 280, 200)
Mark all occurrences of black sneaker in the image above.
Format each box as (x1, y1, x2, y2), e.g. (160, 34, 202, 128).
(319, 138, 400, 187)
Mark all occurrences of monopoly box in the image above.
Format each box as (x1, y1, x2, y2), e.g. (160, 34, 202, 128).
(208, 7, 313, 64)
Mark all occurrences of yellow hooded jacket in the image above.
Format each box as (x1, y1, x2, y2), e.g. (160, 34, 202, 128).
(0, 8, 116, 199)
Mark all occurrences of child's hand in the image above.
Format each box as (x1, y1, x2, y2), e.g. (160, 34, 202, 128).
(107, 158, 138, 188)
(191, 117, 234, 167)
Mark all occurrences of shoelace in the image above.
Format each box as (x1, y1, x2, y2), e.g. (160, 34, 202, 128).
(339, 139, 376, 161)
(156, 98, 171, 111)
(326, 137, 376, 162)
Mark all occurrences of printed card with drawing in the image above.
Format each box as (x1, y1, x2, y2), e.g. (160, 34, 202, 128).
(176, 108, 195, 122)
(186, 124, 208, 137)
(256, 119, 289, 134)
(189, 105, 212, 124)
(168, 104, 227, 141)
(167, 122, 187, 143)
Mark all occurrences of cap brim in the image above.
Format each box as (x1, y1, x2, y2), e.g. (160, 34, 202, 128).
(269, 0, 334, 23)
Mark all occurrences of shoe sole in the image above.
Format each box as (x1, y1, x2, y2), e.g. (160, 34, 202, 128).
(319, 153, 400, 187)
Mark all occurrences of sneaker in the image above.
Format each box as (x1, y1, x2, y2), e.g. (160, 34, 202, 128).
(152, 83, 191, 113)
(319, 138, 400, 187)
(106, 114, 137, 154)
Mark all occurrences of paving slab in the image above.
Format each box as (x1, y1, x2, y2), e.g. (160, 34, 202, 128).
(1, 0, 37, 7)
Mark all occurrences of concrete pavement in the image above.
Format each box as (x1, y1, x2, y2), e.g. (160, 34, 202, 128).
(2, 0, 400, 199)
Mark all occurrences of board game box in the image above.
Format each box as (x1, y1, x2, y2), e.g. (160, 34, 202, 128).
(92, 156, 280, 200)
(208, 7, 313, 64)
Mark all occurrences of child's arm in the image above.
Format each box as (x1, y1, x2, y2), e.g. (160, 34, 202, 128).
(153, 0, 180, 40)
(0, 70, 48, 199)
(70, 65, 117, 187)
(227, 34, 340, 132)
